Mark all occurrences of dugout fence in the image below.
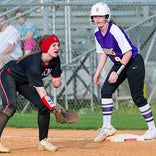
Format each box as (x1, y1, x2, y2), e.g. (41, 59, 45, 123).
(0, 0, 156, 113)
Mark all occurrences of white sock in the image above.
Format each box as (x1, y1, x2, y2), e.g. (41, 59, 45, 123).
(101, 98, 113, 128)
(139, 103, 156, 129)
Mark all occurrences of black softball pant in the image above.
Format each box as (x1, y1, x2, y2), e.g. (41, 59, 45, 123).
(101, 54, 147, 107)
(0, 68, 50, 140)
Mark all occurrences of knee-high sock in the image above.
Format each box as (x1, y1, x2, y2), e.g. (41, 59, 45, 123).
(139, 103, 156, 129)
(101, 98, 113, 128)
(0, 112, 9, 138)
(38, 112, 50, 141)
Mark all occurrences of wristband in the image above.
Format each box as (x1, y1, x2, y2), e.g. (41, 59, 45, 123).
(114, 63, 125, 75)
(41, 95, 55, 110)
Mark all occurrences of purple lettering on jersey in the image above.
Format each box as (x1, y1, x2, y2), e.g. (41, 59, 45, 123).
(94, 23, 138, 63)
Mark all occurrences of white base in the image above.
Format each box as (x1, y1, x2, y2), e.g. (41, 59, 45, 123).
(107, 134, 145, 142)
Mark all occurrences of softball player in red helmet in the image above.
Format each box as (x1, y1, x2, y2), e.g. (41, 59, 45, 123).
(90, 2, 156, 143)
(0, 34, 62, 152)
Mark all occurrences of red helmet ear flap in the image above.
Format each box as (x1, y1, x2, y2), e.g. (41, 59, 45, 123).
(40, 35, 60, 53)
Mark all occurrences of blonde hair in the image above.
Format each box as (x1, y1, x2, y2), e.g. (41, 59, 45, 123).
(16, 50, 40, 64)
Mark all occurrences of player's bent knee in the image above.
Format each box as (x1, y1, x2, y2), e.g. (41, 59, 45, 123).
(133, 96, 147, 107)
(3, 106, 16, 118)
(101, 94, 112, 99)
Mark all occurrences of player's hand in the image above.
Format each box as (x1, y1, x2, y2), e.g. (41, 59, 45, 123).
(108, 71, 118, 83)
(52, 77, 62, 88)
(93, 73, 101, 85)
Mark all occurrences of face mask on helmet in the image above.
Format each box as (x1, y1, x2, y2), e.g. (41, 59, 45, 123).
(40, 35, 60, 53)
(90, 2, 111, 25)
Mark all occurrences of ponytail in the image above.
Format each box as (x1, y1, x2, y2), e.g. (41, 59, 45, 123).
(16, 50, 41, 64)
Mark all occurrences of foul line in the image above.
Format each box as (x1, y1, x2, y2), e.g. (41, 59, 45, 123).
(2, 135, 93, 141)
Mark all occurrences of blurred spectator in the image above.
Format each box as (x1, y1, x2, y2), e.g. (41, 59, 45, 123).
(36, 0, 44, 13)
(14, 9, 40, 55)
(36, 0, 52, 13)
(0, 15, 23, 69)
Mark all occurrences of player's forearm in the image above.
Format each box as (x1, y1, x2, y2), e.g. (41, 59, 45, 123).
(120, 50, 132, 65)
(114, 51, 132, 75)
(96, 53, 107, 74)
(35, 86, 56, 110)
(35, 86, 47, 98)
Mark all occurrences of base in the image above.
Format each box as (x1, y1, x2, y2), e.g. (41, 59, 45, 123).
(107, 134, 145, 142)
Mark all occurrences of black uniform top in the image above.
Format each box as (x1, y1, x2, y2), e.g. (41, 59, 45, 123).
(4, 52, 62, 87)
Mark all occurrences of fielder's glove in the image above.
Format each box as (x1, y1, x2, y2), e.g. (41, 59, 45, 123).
(52, 106, 80, 124)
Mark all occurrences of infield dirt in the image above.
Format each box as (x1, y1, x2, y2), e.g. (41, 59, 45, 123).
(1, 128, 156, 156)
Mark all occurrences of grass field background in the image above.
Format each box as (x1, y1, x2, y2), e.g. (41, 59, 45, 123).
(6, 103, 156, 130)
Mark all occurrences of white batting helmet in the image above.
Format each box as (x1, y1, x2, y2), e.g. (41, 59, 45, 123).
(90, 2, 111, 22)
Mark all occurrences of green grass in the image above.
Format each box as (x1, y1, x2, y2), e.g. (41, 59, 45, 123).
(6, 103, 156, 130)
(6, 112, 102, 129)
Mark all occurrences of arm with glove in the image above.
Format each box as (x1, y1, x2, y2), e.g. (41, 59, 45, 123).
(35, 86, 80, 124)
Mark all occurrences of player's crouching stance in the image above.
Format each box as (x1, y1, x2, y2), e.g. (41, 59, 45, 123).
(0, 35, 79, 153)
(90, 2, 156, 143)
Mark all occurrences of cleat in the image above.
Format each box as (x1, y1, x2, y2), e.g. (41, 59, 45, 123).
(94, 126, 116, 143)
(38, 138, 57, 152)
(142, 128, 156, 140)
(0, 143, 10, 153)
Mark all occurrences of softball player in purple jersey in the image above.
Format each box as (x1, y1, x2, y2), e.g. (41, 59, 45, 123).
(0, 35, 62, 152)
(90, 2, 156, 143)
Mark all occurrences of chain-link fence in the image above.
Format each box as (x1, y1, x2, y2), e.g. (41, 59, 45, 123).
(0, 0, 156, 113)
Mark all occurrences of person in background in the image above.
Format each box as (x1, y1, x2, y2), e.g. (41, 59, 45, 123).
(90, 2, 156, 143)
(0, 15, 23, 69)
(14, 9, 40, 55)
(36, 0, 52, 13)
(0, 34, 62, 153)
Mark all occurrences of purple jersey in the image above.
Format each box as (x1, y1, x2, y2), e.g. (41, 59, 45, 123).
(94, 22, 138, 63)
